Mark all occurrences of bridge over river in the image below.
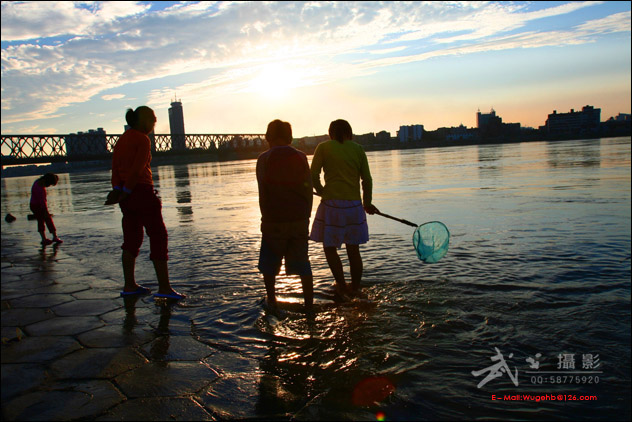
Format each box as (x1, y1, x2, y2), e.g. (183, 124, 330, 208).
(1, 133, 268, 166)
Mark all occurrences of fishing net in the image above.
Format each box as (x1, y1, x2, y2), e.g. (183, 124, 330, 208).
(412, 221, 450, 263)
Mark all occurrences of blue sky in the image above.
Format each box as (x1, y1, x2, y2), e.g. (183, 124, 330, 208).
(1, 1, 630, 137)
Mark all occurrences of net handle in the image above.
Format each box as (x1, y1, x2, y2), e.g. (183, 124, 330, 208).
(313, 191, 418, 228)
(375, 211, 418, 228)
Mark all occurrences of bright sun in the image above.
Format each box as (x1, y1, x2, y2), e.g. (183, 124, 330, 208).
(249, 64, 302, 100)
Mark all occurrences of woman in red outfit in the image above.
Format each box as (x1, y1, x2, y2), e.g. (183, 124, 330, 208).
(110, 106, 185, 300)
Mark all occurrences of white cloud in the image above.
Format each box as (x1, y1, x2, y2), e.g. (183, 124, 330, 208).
(367, 46, 408, 55)
(101, 94, 126, 101)
(1, 1, 150, 41)
(348, 21, 622, 76)
(575, 10, 631, 33)
(429, 1, 603, 44)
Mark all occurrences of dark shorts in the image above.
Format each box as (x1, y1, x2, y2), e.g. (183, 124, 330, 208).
(258, 219, 312, 276)
(119, 184, 168, 261)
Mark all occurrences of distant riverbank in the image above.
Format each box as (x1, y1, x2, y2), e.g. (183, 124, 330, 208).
(2, 134, 629, 179)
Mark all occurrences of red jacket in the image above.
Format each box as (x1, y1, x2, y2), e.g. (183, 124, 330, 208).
(111, 129, 153, 190)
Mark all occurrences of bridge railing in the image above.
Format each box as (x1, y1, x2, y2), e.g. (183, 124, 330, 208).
(1, 133, 266, 165)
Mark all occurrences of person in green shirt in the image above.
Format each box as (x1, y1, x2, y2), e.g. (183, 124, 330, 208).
(310, 119, 378, 299)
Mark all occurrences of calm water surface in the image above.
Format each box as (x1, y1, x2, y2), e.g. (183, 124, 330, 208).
(2, 138, 630, 420)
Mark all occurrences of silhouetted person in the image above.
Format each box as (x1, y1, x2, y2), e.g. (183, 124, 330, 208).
(108, 106, 185, 300)
(256, 119, 314, 315)
(30, 173, 63, 246)
(310, 119, 378, 299)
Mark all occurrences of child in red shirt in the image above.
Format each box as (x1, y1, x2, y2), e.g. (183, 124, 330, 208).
(108, 106, 184, 300)
(30, 173, 62, 246)
(256, 119, 314, 315)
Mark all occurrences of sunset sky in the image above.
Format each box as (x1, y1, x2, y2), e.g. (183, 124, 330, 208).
(1, 1, 630, 137)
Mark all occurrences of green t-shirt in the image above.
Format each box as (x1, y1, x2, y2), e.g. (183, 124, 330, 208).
(311, 140, 372, 205)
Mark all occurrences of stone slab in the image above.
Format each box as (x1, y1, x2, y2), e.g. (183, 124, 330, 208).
(0, 273, 22, 283)
(0, 363, 49, 401)
(99, 297, 157, 325)
(52, 273, 103, 285)
(77, 324, 154, 348)
(197, 373, 261, 419)
(33, 282, 91, 295)
(1, 380, 125, 421)
(1, 265, 40, 277)
(115, 361, 220, 398)
(202, 351, 259, 375)
(1, 308, 55, 327)
(141, 336, 216, 362)
(9, 272, 64, 286)
(50, 347, 148, 380)
(95, 397, 214, 421)
(2, 326, 21, 342)
(72, 289, 121, 300)
(88, 279, 123, 289)
(51, 299, 121, 317)
(25, 316, 104, 336)
(1, 336, 82, 364)
(148, 307, 193, 336)
(0, 287, 40, 301)
(9, 293, 75, 309)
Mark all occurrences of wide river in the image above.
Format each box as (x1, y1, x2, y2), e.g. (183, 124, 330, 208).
(2, 137, 631, 420)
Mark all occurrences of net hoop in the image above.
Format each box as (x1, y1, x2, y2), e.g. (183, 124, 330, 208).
(412, 221, 450, 263)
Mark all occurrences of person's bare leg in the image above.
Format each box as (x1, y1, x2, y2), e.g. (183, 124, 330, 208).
(153, 259, 179, 295)
(346, 244, 363, 291)
(122, 250, 139, 291)
(263, 273, 277, 309)
(300, 274, 314, 312)
(324, 246, 349, 298)
(51, 230, 62, 243)
(324, 246, 345, 285)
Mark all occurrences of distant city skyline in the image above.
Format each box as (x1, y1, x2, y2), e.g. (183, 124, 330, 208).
(1, 1, 630, 137)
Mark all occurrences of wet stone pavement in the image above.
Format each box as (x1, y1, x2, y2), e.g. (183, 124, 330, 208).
(1, 233, 223, 421)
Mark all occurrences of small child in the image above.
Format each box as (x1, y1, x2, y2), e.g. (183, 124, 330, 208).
(30, 173, 63, 246)
(256, 119, 314, 315)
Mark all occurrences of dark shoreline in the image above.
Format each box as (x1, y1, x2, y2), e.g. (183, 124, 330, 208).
(2, 135, 630, 179)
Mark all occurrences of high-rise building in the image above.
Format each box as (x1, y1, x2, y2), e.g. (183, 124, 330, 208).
(477, 108, 501, 128)
(398, 125, 423, 142)
(169, 98, 186, 150)
(477, 108, 503, 135)
(477, 108, 520, 138)
(66, 128, 107, 157)
(545, 105, 600, 136)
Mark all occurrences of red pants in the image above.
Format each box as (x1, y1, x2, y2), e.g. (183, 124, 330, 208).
(30, 203, 56, 234)
(119, 184, 169, 261)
